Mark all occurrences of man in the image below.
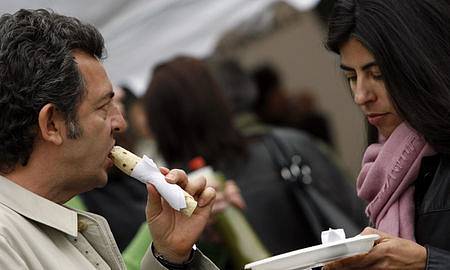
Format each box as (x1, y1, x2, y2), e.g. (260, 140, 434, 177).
(0, 9, 217, 269)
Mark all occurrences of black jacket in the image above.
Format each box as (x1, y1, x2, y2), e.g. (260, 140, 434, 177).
(223, 127, 367, 255)
(414, 154, 450, 269)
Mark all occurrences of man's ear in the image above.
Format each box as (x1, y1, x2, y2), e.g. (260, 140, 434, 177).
(38, 104, 65, 145)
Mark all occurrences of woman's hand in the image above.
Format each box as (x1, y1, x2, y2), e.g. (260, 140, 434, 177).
(323, 227, 427, 270)
(146, 167, 216, 264)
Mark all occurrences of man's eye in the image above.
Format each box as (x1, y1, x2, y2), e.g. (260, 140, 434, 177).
(99, 102, 110, 110)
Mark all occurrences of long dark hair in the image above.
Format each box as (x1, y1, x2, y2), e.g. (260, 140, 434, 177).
(142, 56, 246, 169)
(326, 0, 450, 153)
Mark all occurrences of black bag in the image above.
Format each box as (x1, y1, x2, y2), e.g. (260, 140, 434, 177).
(263, 132, 364, 241)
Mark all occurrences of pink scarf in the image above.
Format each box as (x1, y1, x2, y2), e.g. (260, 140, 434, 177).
(357, 122, 435, 240)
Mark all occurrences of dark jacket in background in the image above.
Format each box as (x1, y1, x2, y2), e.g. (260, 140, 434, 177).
(221, 119, 367, 255)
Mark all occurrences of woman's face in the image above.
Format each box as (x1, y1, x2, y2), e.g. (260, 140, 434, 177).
(339, 38, 402, 138)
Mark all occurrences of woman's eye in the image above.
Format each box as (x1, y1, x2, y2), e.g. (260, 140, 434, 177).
(346, 75, 357, 83)
(373, 73, 383, 80)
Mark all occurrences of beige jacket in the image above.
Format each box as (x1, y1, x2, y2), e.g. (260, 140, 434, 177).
(0, 176, 218, 270)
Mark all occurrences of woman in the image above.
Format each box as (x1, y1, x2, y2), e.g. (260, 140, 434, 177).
(324, 0, 450, 269)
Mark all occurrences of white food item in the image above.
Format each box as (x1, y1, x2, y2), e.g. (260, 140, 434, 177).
(110, 146, 197, 216)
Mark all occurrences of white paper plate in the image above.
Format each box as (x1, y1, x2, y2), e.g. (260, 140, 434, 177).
(244, 234, 380, 270)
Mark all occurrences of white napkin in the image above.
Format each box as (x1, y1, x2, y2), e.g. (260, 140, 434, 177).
(321, 228, 346, 244)
(130, 155, 187, 211)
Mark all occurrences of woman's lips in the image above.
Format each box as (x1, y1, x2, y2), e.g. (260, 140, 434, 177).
(367, 113, 387, 126)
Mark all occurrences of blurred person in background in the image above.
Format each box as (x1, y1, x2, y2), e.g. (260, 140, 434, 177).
(142, 56, 366, 267)
(250, 64, 334, 148)
(323, 0, 450, 269)
(289, 89, 334, 148)
(251, 63, 292, 127)
(142, 56, 247, 269)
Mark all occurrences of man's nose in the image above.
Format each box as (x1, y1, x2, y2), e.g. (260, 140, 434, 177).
(111, 104, 127, 133)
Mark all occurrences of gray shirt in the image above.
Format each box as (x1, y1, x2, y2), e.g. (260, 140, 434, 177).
(0, 176, 217, 270)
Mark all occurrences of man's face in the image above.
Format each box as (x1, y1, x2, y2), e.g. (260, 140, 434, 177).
(61, 50, 126, 191)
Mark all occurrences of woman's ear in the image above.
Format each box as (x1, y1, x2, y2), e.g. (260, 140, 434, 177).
(38, 104, 65, 145)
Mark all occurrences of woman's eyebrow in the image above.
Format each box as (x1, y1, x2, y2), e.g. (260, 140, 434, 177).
(340, 61, 378, 71)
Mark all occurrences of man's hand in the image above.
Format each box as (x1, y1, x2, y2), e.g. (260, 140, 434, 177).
(323, 227, 427, 270)
(146, 167, 216, 264)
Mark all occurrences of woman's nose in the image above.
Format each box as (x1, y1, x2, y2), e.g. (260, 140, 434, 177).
(353, 78, 376, 105)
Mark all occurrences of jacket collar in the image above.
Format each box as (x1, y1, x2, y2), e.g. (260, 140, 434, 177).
(0, 175, 78, 237)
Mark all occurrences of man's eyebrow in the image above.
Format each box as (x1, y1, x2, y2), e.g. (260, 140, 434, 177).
(340, 61, 378, 71)
(96, 91, 115, 105)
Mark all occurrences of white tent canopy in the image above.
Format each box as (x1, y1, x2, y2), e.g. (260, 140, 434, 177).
(1, 0, 319, 95)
